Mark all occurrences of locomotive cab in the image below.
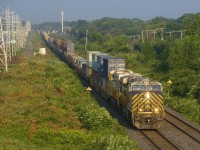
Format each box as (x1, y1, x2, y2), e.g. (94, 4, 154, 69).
(129, 79, 164, 129)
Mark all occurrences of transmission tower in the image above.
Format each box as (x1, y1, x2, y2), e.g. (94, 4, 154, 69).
(0, 16, 8, 72)
(11, 12, 16, 56)
(5, 7, 11, 61)
(61, 11, 64, 33)
(0, 7, 31, 72)
(16, 16, 23, 50)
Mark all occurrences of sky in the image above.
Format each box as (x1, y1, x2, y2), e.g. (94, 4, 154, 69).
(1, 0, 200, 24)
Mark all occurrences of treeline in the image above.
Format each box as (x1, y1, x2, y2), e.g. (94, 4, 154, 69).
(36, 13, 200, 103)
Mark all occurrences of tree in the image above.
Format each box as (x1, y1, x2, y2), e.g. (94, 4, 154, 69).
(140, 42, 156, 64)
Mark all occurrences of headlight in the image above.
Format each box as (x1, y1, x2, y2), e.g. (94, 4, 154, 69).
(146, 93, 150, 99)
(155, 108, 159, 113)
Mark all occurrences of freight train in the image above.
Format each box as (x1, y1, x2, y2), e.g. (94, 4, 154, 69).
(41, 32, 165, 129)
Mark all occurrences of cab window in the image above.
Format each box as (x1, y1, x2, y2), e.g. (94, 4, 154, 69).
(132, 85, 146, 91)
(147, 85, 161, 91)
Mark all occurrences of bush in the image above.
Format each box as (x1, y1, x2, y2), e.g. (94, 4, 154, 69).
(89, 134, 138, 150)
(78, 104, 119, 131)
(164, 97, 200, 124)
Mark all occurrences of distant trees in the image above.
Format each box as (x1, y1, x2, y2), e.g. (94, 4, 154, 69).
(168, 14, 200, 98)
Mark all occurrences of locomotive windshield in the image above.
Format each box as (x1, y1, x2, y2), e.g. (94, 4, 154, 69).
(132, 85, 146, 91)
(147, 85, 161, 91)
(131, 84, 162, 91)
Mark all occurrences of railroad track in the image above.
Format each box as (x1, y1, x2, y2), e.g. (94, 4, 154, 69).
(141, 130, 180, 150)
(164, 109, 200, 144)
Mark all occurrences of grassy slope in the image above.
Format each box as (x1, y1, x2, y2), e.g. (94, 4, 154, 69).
(0, 33, 138, 149)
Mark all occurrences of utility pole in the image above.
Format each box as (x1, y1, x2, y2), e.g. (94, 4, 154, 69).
(153, 30, 157, 41)
(61, 11, 64, 33)
(85, 29, 88, 51)
(0, 16, 8, 72)
(142, 30, 144, 43)
(180, 30, 183, 39)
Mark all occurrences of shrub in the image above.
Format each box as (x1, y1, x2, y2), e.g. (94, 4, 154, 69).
(78, 104, 119, 131)
(89, 134, 138, 150)
(164, 97, 200, 124)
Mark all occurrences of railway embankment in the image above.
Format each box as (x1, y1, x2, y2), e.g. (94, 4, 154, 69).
(0, 32, 138, 150)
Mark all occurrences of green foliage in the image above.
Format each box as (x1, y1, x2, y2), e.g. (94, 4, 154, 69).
(165, 97, 200, 124)
(184, 14, 200, 38)
(140, 42, 156, 63)
(104, 35, 130, 53)
(90, 134, 138, 150)
(145, 16, 167, 29)
(167, 14, 200, 110)
(32, 126, 88, 148)
(169, 38, 200, 71)
(153, 41, 169, 73)
(32, 127, 138, 150)
(77, 104, 119, 131)
(169, 69, 200, 98)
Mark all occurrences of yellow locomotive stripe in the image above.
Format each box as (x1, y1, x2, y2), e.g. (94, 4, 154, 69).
(138, 99, 146, 107)
(132, 93, 144, 104)
(157, 94, 163, 100)
(134, 100, 146, 110)
(149, 100, 163, 111)
(148, 98, 158, 106)
(132, 96, 144, 110)
(150, 93, 160, 103)
(132, 94, 139, 100)
(138, 98, 146, 108)
(150, 99, 164, 110)
(132, 102, 139, 109)
(133, 92, 145, 101)
(150, 94, 164, 110)
(132, 99, 144, 108)
(152, 93, 163, 104)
